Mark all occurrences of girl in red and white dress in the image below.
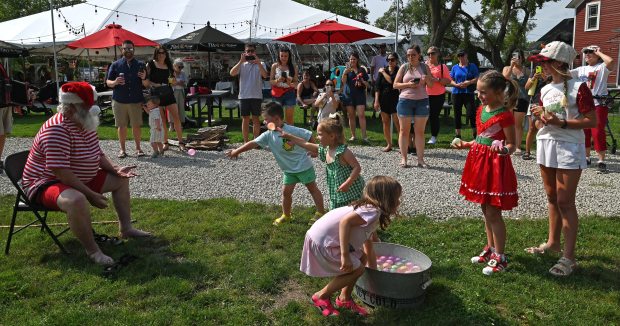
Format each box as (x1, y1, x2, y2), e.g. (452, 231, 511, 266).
(453, 70, 519, 275)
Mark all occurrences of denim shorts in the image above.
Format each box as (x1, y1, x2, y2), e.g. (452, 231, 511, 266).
(275, 90, 297, 107)
(397, 98, 430, 117)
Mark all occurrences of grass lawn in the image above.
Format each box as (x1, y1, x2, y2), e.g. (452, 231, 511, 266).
(0, 196, 618, 325)
(12, 101, 620, 148)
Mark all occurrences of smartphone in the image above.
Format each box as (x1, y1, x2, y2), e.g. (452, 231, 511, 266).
(245, 55, 255, 61)
(281, 71, 287, 78)
(512, 52, 520, 60)
(413, 78, 421, 84)
(535, 66, 542, 74)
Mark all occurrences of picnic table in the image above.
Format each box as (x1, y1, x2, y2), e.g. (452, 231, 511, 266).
(186, 90, 229, 127)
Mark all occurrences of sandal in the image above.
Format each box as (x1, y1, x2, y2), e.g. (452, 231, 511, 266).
(417, 162, 429, 168)
(272, 214, 292, 226)
(162, 143, 170, 151)
(525, 243, 562, 255)
(335, 297, 368, 317)
(135, 150, 146, 157)
(381, 146, 392, 152)
(549, 257, 577, 277)
(311, 295, 339, 317)
(93, 230, 124, 246)
(117, 151, 128, 159)
(102, 254, 139, 278)
(399, 161, 409, 168)
(308, 212, 323, 226)
(178, 142, 187, 152)
(522, 152, 532, 160)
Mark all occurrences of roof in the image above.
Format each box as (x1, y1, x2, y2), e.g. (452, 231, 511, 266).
(566, 0, 585, 9)
(530, 18, 574, 50)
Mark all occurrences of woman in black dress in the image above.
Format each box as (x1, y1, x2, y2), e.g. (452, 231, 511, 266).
(373, 53, 400, 152)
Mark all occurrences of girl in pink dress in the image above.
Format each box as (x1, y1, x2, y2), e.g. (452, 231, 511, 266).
(300, 176, 402, 317)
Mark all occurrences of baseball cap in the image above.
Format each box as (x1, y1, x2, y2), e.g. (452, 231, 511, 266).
(527, 41, 577, 64)
(582, 45, 599, 53)
(456, 49, 466, 56)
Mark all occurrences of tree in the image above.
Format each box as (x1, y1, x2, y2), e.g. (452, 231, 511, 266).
(0, 0, 83, 23)
(294, 0, 370, 23)
(375, 0, 560, 69)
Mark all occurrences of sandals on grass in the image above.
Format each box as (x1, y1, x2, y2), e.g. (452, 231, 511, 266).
(525, 242, 562, 255)
(549, 257, 577, 277)
(311, 295, 339, 317)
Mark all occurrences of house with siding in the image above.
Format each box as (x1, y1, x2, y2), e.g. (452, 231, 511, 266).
(566, 0, 620, 87)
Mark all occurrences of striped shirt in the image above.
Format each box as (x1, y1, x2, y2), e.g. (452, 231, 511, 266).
(21, 113, 103, 200)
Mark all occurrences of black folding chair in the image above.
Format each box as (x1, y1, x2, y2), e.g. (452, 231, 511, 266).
(3, 150, 69, 255)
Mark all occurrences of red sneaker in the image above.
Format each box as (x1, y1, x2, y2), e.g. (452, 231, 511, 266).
(311, 295, 339, 316)
(335, 297, 369, 317)
(482, 252, 508, 275)
(471, 245, 494, 264)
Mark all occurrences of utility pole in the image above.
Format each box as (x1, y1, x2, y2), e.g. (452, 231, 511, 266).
(49, 0, 60, 94)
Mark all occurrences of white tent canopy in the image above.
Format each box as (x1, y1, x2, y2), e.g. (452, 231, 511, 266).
(0, 0, 396, 56)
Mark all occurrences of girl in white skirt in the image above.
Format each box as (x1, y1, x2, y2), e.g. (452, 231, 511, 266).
(527, 41, 597, 277)
(300, 176, 401, 317)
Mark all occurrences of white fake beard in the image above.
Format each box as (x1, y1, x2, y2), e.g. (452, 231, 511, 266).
(74, 107, 100, 131)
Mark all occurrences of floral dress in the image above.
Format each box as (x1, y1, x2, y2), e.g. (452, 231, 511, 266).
(459, 106, 518, 210)
(318, 144, 365, 210)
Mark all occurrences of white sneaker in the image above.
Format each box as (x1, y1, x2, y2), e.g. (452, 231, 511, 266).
(427, 136, 437, 144)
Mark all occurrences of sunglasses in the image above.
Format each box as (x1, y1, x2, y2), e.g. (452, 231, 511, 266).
(583, 49, 595, 54)
(427, 51, 437, 55)
(245, 49, 256, 53)
(388, 58, 397, 62)
(122, 47, 134, 51)
(177, 65, 184, 68)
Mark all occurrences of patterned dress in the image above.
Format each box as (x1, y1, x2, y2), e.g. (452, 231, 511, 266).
(318, 144, 365, 210)
(459, 106, 518, 210)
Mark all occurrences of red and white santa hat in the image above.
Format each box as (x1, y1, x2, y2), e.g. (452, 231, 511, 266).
(59, 82, 98, 108)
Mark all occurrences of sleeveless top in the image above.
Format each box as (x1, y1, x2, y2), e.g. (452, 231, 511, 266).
(300, 82, 314, 98)
(510, 68, 529, 101)
(275, 66, 294, 89)
(399, 63, 428, 100)
(318, 144, 365, 209)
(148, 61, 172, 85)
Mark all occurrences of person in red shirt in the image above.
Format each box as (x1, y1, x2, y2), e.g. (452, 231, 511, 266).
(21, 82, 150, 266)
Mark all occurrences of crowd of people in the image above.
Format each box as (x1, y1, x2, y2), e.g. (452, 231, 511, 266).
(0, 38, 615, 318)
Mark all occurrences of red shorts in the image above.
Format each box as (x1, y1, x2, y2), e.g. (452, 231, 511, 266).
(35, 170, 108, 210)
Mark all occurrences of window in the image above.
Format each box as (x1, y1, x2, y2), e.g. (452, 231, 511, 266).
(585, 1, 600, 31)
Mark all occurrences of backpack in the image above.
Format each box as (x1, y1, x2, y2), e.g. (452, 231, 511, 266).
(0, 62, 11, 108)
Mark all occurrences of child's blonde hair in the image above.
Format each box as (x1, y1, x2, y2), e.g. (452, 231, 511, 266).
(478, 70, 520, 109)
(352, 176, 402, 230)
(317, 113, 345, 145)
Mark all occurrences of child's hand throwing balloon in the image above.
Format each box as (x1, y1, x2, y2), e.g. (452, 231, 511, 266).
(225, 149, 238, 159)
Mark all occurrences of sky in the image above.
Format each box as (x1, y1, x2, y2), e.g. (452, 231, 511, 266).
(365, 0, 574, 41)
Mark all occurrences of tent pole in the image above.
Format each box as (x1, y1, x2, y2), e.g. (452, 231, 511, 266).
(49, 0, 60, 94)
(394, 0, 399, 51)
(208, 51, 211, 87)
(328, 32, 331, 69)
(83, 25, 93, 82)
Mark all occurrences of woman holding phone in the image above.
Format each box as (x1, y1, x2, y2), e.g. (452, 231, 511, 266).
(393, 45, 434, 168)
(341, 52, 370, 142)
(270, 48, 299, 125)
(374, 53, 401, 152)
(502, 49, 529, 154)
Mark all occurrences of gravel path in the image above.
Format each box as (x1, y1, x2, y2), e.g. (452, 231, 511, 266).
(1, 137, 619, 220)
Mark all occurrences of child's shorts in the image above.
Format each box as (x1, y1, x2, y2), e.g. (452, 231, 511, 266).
(283, 167, 316, 185)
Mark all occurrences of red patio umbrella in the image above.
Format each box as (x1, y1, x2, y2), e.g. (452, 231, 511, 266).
(275, 20, 383, 67)
(67, 24, 159, 59)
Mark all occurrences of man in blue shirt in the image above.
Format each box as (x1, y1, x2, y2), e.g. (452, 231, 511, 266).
(450, 49, 479, 138)
(106, 40, 146, 158)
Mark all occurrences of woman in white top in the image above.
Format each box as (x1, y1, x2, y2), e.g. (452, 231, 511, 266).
(527, 41, 597, 277)
(314, 80, 340, 122)
(270, 48, 298, 125)
(172, 58, 188, 127)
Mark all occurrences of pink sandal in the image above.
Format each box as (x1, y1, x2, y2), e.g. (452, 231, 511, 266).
(335, 297, 369, 316)
(311, 295, 340, 316)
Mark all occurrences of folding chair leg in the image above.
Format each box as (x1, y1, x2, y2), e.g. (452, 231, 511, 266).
(40, 210, 48, 232)
(34, 210, 69, 254)
(5, 199, 19, 255)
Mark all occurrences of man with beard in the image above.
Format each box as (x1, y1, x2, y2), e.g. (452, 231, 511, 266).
(106, 40, 146, 158)
(21, 82, 150, 265)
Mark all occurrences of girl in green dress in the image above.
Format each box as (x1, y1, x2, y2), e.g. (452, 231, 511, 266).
(280, 114, 365, 214)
